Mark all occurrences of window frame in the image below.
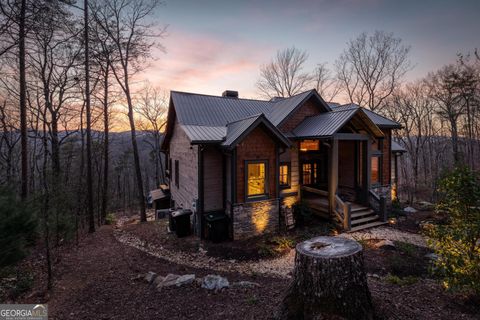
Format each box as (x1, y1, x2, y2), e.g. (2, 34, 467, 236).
(174, 159, 179, 188)
(245, 160, 269, 201)
(279, 162, 291, 188)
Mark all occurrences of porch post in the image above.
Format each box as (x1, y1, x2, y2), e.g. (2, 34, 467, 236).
(328, 138, 338, 216)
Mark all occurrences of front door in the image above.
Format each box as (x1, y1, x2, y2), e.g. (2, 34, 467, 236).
(301, 156, 328, 190)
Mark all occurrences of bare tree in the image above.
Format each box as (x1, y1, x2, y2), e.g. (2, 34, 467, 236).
(313, 62, 340, 102)
(92, 0, 166, 222)
(257, 47, 313, 98)
(135, 83, 167, 187)
(335, 31, 412, 111)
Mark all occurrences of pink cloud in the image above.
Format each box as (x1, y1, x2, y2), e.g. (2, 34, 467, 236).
(136, 29, 274, 98)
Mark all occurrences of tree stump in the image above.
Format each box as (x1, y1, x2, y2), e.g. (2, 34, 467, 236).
(277, 236, 374, 320)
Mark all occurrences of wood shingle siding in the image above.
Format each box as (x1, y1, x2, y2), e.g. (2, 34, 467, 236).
(169, 120, 198, 210)
(279, 99, 322, 132)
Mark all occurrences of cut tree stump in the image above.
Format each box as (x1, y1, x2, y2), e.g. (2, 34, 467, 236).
(276, 236, 374, 320)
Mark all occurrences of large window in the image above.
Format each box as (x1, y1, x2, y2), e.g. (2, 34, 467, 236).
(175, 160, 179, 188)
(246, 161, 268, 199)
(302, 163, 312, 185)
(279, 162, 290, 187)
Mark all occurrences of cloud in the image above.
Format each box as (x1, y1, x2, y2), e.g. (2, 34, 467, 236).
(136, 29, 274, 97)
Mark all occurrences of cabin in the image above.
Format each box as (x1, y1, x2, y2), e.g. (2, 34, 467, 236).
(161, 89, 403, 240)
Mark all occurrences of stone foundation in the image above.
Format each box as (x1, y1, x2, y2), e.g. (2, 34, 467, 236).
(233, 199, 279, 239)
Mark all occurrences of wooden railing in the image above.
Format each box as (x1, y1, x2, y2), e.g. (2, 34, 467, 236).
(301, 186, 328, 197)
(368, 190, 387, 222)
(334, 194, 351, 231)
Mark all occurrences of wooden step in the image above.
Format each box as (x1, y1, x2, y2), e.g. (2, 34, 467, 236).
(351, 209, 375, 219)
(351, 215, 379, 225)
(350, 205, 370, 212)
(349, 221, 388, 232)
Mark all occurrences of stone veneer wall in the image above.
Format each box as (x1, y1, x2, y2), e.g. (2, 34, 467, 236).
(233, 199, 279, 239)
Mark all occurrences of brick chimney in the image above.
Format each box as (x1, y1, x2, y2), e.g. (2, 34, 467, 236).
(222, 90, 238, 98)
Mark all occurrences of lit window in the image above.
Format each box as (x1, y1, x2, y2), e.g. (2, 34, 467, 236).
(300, 140, 319, 152)
(279, 163, 290, 187)
(302, 163, 312, 185)
(247, 161, 267, 198)
(371, 156, 379, 185)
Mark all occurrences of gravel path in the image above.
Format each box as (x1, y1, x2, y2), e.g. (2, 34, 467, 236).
(114, 218, 428, 279)
(338, 226, 428, 248)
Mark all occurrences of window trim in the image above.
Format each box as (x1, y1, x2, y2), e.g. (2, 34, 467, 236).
(245, 159, 269, 202)
(175, 159, 179, 188)
(279, 162, 291, 188)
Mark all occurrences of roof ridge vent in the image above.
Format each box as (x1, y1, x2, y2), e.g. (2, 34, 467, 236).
(222, 90, 238, 98)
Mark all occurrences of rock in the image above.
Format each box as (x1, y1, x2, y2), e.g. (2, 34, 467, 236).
(175, 274, 195, 287)
(231, 281, 260, 288)
(144, 271, 157, 284)
(374, 239, 396, 250)
(403, 206, 417, 213)
(425, 253, 438, 261)
(156, 274, 180, 290)
(153, 276, 165, 286)
(201, 275, 229, 291)
(417, 201, 434, 211)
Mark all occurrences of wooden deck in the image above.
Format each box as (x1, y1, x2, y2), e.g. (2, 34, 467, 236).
(301, 186, 384, 232)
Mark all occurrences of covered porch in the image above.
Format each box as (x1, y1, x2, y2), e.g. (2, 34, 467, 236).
(290, 107, 388, 231)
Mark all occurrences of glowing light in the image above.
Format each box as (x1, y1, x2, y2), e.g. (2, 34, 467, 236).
(391, 183, 398, 201)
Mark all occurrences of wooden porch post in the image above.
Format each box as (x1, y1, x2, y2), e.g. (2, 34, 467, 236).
(328, 138, 338, 215)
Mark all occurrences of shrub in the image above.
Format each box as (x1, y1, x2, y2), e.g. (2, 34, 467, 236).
(385, 274, 418, 286)
(0, 189, 37, 268)
(424, 166, 480, 295)
(105, 213, 116, 225)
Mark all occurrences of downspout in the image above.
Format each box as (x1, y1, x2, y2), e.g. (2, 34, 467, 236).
(198, 145, 204, 238)
(230, 147, 236, 240)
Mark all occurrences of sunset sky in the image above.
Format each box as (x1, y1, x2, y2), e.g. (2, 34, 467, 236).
(141, 0, 480, 100)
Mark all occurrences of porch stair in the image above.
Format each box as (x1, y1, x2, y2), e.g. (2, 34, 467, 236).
(347, 203, 387, 232)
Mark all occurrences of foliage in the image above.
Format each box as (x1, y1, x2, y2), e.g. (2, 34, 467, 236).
(396, 241, 417, 257)
(105, 213, 116, 225)
(0, 189, 37, 268)
(424, 166, 480, 294)
(385, 274, 418, 286)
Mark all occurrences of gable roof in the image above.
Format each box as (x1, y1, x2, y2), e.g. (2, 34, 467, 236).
(328, 103, 402, 129)
(291, 106, 384, 139)
(221, 114, 291, 149)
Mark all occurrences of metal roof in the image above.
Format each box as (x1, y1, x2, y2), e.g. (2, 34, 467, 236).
(222, 114, 290, 149)
(330, 103, 402, 128)
(392, 140, 407, 153)
(292, 108, 359, 138)
(181, 125, 226, 143)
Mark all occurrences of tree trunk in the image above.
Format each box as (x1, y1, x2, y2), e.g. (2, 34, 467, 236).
(101, 62, 110, 224)
(277, 236, 374, 320)
(19, 0, 28, 199)
(84, 0, 95, 233)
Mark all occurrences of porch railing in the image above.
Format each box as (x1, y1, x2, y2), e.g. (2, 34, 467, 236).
(334, 194, 351, 231)
(368, 190, 387, 222)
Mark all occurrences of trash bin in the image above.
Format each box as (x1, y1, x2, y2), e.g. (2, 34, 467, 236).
(205, 212, 229, 243)
(172, 209, 193, 237)
(168, 208, 176, 232)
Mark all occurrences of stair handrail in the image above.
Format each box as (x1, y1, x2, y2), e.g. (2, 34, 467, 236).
(334, 194, 351, 231)
(368, 189, 387, 222)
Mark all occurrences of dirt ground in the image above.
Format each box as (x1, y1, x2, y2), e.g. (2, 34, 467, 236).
(5, 213, 479, 319)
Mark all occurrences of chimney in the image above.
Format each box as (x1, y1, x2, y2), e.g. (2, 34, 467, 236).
(222, 90, 238, 98)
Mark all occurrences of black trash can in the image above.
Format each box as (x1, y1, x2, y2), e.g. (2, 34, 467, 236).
(172, 209, 192, 238)
(205, 212, 229, 243)
(168, 208, 176, 232)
